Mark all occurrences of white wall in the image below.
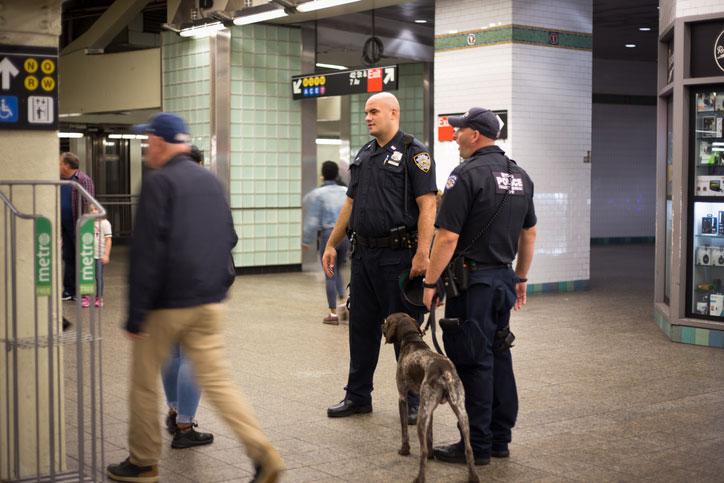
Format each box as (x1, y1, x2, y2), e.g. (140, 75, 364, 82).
(434, 0, 592, 285)
(591, 59, 657, 238)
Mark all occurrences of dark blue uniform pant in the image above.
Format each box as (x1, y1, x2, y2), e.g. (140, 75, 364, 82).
(442, 268, 518, 456)
(345, 244, 421, 406)
(61, 221, 76, 296)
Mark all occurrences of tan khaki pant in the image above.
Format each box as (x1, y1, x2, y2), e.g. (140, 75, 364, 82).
(128, 303, 272, 467)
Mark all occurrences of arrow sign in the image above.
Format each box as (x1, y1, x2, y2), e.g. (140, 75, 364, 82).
(0, 57, 19, 90)
(383, 67, 395, 84)
(292, 79, 302, 95)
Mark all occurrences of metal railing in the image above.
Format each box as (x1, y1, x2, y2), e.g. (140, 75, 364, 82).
(1, 180, 106, 482)
(94, 194, 138, 240)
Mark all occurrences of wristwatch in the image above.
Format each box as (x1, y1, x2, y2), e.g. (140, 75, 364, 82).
(518, 278, 528, 283)
(422, 278, 437, 288)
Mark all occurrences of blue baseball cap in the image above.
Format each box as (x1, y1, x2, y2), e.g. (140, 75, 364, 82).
(132, 112, 190, 144)
(447, 108, 502, 139)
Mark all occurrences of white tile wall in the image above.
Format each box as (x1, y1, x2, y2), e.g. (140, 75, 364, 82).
(434, 44, 513, 189)
(435, 0, 513, 35)
(676, 0, 724, 18)
(659, 0, 676, 31)
(661, 0, 724, 29)
(435, 0, 592, 285)
(512, 0, 592, 32)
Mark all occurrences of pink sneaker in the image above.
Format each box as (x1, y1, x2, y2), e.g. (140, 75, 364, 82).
(95, 297, 103, 307)
(81, 296, 90, 308)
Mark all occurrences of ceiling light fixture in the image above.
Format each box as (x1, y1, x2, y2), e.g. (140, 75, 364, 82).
(57, 132, 84, 138)
(639, 27, 651, 31)
(414, 19, 427, 24)
(297, 0, 361, 13)
(316, 138, 342, 145)
(233, 8, 287, 25)
(625, 43, 636, 48)
(316, 62, 348, 70)
(179, 21, 227, 38)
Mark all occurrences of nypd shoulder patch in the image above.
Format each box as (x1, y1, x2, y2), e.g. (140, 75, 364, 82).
(414, 152, 431, 172)
(445, 174, 458, 190)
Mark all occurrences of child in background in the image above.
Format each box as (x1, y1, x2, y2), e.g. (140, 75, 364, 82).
(82, 205, 112, 307)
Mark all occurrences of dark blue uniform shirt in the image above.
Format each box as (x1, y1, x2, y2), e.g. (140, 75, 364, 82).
(347, 130, 437, 238)
(436, 145, 536, 265)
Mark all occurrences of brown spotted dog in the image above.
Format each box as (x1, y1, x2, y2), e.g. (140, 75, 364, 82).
(382, 312, 479, 483)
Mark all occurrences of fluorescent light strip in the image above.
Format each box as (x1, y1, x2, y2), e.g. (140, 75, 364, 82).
(316, 62, 348, 70)
(297, 0, 361, 13)
(179, 22, 227, 38)
(58, 132, 84, 138)
(233, 9, 287, 25)
(316, 138, 342, 145)
(108, 134, 148, 140)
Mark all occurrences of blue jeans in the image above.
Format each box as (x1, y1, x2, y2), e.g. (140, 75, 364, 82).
(161, 344, 201, 424)
(319, 228, 349, 309)
(95, 259, 104, 298)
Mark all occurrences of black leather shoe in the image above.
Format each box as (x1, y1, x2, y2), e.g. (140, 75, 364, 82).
(327, 399, 372, 418)
(407, 405, 418, 425)
(491, 447, 510, 458)
(433, 443, 489, 466)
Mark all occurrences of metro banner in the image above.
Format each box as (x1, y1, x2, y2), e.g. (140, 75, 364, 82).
(291, 65, 398, 100)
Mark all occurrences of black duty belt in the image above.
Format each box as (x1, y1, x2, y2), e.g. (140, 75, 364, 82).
(356, 233, 392, 248)
(354, 228, 418, 250)
(467, 261, 512, 271)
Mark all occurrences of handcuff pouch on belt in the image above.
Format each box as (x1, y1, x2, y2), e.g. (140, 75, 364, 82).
(390, 225, 417, 250)
(441, 256, 469, 299)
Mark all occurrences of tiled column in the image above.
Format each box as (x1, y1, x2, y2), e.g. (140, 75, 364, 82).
(434, 0, 593, 292)
(229, 25, 302, 268)
(162, 25, 303, 269)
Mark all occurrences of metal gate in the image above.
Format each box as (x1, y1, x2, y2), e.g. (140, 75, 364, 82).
(1, 180, 106, 482)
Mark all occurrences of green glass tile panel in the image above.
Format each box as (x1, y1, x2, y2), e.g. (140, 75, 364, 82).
(681, 327, 696, 345)
(695, 328, 710, 346)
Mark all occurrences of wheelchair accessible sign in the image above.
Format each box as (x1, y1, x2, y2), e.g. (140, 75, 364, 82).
(0, 44, 58, 130)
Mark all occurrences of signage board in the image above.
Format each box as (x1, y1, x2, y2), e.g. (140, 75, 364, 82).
(291, 65, 398, 100)
(437, 110, 508, 141)
(35, 217, 52, 297)
(690, 20, 724, 78)
(0, 44, 58, 130)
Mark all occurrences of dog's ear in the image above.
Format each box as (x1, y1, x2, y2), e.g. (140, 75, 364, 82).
(382, 317, 396, 344)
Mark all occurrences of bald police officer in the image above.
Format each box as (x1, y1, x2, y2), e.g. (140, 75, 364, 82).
(422, 108, 536, 465)
(322, 92, 437, 422)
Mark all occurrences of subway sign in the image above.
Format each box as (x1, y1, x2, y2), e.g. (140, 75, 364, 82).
(291, 65, 398, 100)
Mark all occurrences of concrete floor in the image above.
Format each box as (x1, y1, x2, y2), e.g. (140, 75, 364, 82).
(60, 243, 724, 482)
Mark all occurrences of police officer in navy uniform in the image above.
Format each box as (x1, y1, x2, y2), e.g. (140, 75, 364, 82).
(422, 108, 536, 465)
(322, 92, 437, 422)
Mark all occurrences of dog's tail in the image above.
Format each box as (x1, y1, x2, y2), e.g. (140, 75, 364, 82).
(441, 368, 465, 407)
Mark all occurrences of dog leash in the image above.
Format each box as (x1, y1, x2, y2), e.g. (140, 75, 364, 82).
(423, 294, 444, 356)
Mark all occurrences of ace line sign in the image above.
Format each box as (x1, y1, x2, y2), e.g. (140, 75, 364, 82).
(291, 65, 398, 100)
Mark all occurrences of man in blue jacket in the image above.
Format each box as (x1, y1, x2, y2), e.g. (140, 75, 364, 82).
(107, 112, 284, 483)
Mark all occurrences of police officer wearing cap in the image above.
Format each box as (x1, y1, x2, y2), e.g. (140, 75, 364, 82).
(422, 108, 536, 465)
(322, 92, 437, 422)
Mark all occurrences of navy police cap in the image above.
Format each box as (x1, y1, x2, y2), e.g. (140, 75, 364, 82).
(447, 107, 501, 140)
